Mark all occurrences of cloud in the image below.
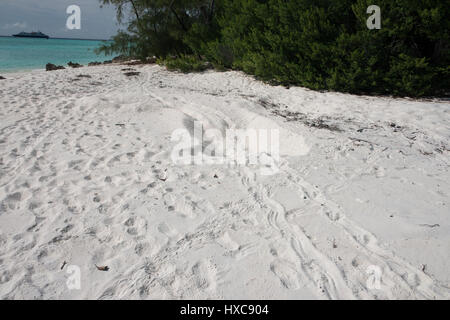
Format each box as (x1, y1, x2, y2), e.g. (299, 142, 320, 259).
(2, 22, 28, 29)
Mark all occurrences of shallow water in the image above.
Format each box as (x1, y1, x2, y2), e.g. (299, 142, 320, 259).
(0, 36, 113, 72)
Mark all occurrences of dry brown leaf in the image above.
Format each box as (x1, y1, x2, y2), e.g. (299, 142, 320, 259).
(95, 265, 110, 271)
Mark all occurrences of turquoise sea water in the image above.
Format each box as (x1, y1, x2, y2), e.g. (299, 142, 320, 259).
(0, 36, 113, 72)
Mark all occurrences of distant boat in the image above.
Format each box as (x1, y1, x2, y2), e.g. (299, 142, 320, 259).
(13, 31, 49, 39)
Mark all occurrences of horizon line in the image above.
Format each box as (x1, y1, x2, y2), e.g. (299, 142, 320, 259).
(0, 35, 111, 41)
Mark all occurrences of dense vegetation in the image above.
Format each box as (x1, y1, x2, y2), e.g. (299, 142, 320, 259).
(98, 0, 449, 97)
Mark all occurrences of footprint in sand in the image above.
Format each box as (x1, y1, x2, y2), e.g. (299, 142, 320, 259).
(163, 192, 201, 219)
(158, 222, 178, 239)
(68, 159, 85, 171)
(192, 259, 217, 291)
(124, 216, 147, 238)
(216, 232, 239, 252)
(270, 259, 300, 290)
(3, 192, 22, 210)
(163, 193, 176, 207)
(373, 166, 386, 178)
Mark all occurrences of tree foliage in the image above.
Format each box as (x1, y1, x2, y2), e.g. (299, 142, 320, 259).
(99, 0, 449, 97)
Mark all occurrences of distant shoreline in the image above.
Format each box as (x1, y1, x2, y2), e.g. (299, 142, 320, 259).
(0, 36, 114, 73)
(0, 35, 111, 42)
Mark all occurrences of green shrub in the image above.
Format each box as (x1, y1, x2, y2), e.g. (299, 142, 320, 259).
(161, 55, 212, 73)
(101, 0, 449, 97)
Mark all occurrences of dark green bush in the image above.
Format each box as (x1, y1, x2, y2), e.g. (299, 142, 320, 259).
(100, 0, 449, 97)
(162, 55, 212, 73)
(213, 0, 449, 96)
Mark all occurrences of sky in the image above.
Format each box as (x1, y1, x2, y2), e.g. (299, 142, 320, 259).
(0, 0, 120, 40)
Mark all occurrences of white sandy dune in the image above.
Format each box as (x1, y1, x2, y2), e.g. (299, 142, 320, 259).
(0, 65, 449, 299)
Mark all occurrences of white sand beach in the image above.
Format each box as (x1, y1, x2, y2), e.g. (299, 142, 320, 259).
(0, 64, 449, 299)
